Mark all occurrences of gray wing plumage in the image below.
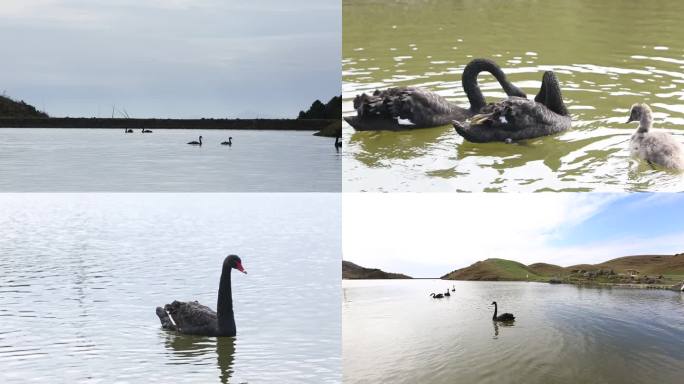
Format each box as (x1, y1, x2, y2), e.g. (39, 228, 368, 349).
(346, 87, 468, 130)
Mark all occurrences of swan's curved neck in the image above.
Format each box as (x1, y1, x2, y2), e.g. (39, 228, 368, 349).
(462, 59, 521, 112)
(492, 303, 497, 320)
(638, 110, 653, 133)
(217, 266, 236, 335)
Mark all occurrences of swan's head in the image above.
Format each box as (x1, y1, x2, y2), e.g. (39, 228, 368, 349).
(626, 103, 651, 124)
(491, 301, 497, 305)
(224, 254, 247, 274)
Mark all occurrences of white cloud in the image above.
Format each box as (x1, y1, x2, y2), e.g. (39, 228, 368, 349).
(342, 193, 670, 277)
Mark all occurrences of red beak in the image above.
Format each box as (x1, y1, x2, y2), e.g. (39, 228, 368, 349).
(235, 261, 247, 274)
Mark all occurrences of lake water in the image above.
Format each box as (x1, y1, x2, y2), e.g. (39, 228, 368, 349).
(343, 279, 684, 384)
(0, 129, 340, 192)
(0, 194, 341, 383)
(343, 0, 684, 192)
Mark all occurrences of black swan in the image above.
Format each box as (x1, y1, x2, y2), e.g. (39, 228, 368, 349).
(335, 136, 342, 148)
(453, 71, 571, 142)
(444, 289, 451, 297)
(156, 255, 246, 336)
(125, 129, 133, 133)
(221, 137, 233, 146)
(451, 285, 455, 292)
(627, 103, 684, 170)
(430, 293, 444, 299)
(188, 136, 203, 146)
(344, 58, 527, 131)
(491, 301, 515, 322)
(142, 129, 153, 133)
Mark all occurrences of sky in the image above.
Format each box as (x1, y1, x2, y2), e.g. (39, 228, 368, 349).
(343, 193, 684, 278)
(0, 0, 340, 118)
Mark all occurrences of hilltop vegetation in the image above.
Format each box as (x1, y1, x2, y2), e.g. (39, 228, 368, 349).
(298, 96, 341, 120)
(441, 253, 684, 289)
(0, 94, 48, 118)
(343, 261, 412, 279)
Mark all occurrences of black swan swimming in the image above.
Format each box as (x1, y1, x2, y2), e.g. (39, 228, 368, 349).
(451, 285, 455, 292)
(142, 129, 153, 133)
(344, 58, 527, 131)
(221, 137, 233, 146)
(453, 71, 571, 142)
(188, 136, 203, 146)
(444, 289, 451, 297)
(156, 255, 246, 336)
(627, 103, 684, 170)
(125, 129, 133, 133)
(491, 301, 515, 322)
(430, 293, 444, 299)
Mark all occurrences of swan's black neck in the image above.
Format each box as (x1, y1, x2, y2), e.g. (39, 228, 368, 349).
(216, 265, 236, 336)
(462, 59, 524, 113)
(492, 303, 497, 320)
(534, 71, 569, 116)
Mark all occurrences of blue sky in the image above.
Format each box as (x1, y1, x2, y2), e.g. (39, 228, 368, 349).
(344, 193, 684, 277)
(549, 194, 684, 249)
(0, 0, 340, 118)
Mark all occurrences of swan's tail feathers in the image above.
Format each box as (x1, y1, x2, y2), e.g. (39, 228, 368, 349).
(156, 306, 177, 331)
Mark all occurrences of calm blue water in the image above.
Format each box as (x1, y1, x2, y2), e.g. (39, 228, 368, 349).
(0, 129, 340, 191)
(0, 194, 341, 383)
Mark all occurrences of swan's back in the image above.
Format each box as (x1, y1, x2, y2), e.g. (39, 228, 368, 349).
(455, 97, 571, 143)
(631, 131, 684, 170)
(163, 300, 218, 335)
(497, 313, 515, 321)
(346, 87, 468, 130)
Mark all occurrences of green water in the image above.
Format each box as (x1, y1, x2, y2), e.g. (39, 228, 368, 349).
(343, 0, 684, 191)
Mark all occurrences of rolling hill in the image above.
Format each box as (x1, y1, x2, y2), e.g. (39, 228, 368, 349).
(342, 261, 412, 279)
(441, 253, 684, 283)
(441, 258, 545, 281)
(569, 253, 684, 275)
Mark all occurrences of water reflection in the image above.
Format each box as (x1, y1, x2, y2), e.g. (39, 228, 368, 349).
(162, 333, 236, 384)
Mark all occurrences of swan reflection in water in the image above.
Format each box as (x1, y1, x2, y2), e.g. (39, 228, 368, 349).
(492, 320, 516, 339)
(163, 333, 236, 384)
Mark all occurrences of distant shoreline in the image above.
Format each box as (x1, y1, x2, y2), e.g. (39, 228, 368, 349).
(0, 117, 336, 131)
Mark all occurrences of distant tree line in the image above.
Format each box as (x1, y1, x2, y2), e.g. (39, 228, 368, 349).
(0, 94, 48, 118)
(297, 95, 341, 119)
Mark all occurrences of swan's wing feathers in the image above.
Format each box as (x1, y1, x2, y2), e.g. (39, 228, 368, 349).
(165, 300, 217, 331)
(395, 88, 463, 126)
(353, 87, 412, 119)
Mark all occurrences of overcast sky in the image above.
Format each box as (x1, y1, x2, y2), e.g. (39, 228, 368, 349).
(343, 193, 684, 278)
(0, 0, 340, 118)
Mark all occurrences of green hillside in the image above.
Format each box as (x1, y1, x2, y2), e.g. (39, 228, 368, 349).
(441, 258, 545, 281)
(441, 253, 684, 289)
